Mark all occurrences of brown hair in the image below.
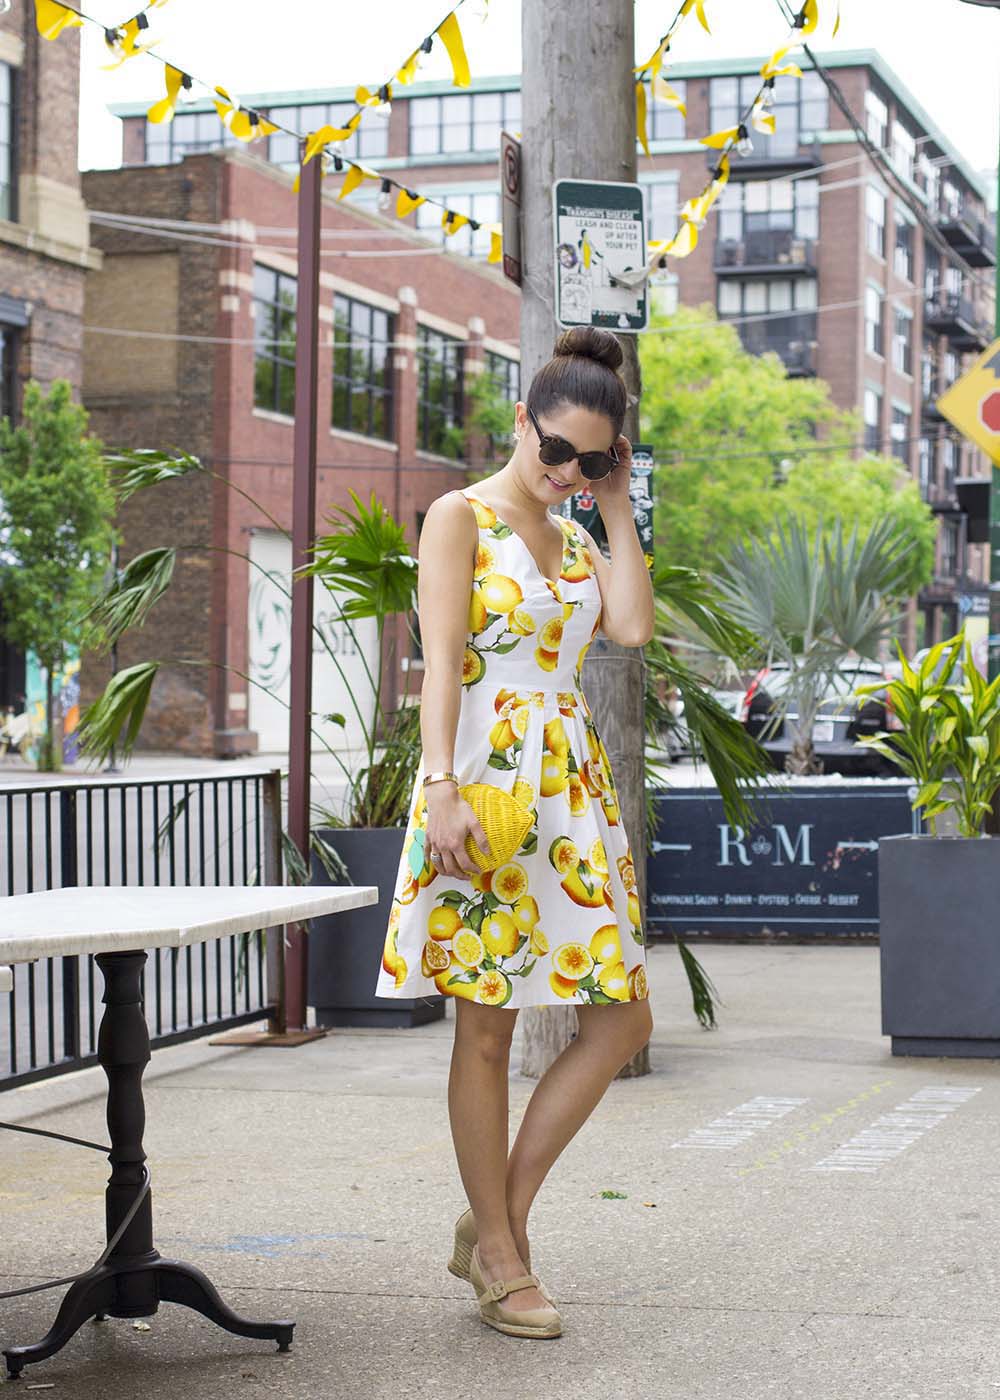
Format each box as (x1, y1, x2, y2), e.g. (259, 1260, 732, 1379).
(525, 327, 627, 437)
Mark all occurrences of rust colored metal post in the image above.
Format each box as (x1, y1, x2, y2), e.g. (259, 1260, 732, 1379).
(285, 153, 323, 1030)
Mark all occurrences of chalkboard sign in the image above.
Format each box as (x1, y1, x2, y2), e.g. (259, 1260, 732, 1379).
(647, 783, 921, 936)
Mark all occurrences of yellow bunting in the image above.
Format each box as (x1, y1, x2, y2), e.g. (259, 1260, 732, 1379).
(103, 16, 159, 70)
(636, 81, 650, 158)
(329, 112, 364, 141)
(679, 0, 711, 34)
(800, 0, 819, 35)
(635, 35, 669, 81)
(751, 101, 777, 135)
(396, 49, 421, 85)
(147, 65, 185, 124)
(442, 209, 471, 235)
(396, 188, 426, 216)
(652, 73, 687, 116)
(761, 45, 803, 80)
(229, 109, 278, 142)
(34, 0, 82, 39)
(303, 126, 336, 165)
(487, 225, 502, 264)
(700, 126, 739, 149)
(338, 163, 380, 201)
(833, 2, 841, 35)
(356, 84, 392, 108)
(436, 12, 471, 88)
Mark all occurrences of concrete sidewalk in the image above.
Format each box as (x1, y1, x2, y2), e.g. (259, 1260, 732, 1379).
(2, 942, 999, 1399)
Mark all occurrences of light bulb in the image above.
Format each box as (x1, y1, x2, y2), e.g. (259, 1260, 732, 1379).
(378, 179, 393, 212)
(736, 124, 753, 156)
(0, 1, 13, 13)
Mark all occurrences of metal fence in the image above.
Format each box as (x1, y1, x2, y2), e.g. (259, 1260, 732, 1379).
(0, 769, 283, 1089)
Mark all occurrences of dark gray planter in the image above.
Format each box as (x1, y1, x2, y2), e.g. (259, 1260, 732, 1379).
(879, 833, 1000, 1057)
(308, 826, 445, 1029)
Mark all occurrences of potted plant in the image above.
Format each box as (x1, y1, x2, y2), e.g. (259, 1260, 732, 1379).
(857, 635, 1000, 1058)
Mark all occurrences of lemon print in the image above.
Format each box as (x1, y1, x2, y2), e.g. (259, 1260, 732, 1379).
(427, 906, 463, 943)
(453, 929, 486, 969)
(473, 542, 496, 579)
(481, 910, 519, 958)
(382, 928, 398, 977)
(617, 855, 637, 892)
(512, 893, 539, 931)
(512, 778, 536, 808)
(597, 960, 629, 1001)
(589, 924, 622, 967)
(561, 601, 574, 621)
(399, 874, 419, 904)
(544, 716, 569, 757)
(394, 955, 408, 989)
(421, 939, 451, 977)
(387, 900, 401, 934)
(603, 882, 617, 912)
(471, 869, 493, 894)
(530, 926, 549, 956)
(557, 691, 577, 710)
(626, 891, 642, 931)
(539, 617, 564, 651)
(477, 969, 513, 1006)
(535, 647, 559, 672)
(588, 839, 608, 874)
(553, 942, 595, 980)
(434, 956, 479, 999)
(510, 607, 536, 636)
(469, 497, 497, 528)
(566, 774, 591, 816)
(480, 573, 523, 613)
(544, 578, 563, 602)
(488, 717, 515, 751)
(628, 964, 649, 1000)
(462, 648, 484, 686)
(549, 969, 579, 999)
(576, 644, 590, 673)
(468, 589, 489, 635)
(510, 703, 532, 740)
(540, 751, 569, 796)
(548, 835, 579, 874)
(492, 861, 529, 904)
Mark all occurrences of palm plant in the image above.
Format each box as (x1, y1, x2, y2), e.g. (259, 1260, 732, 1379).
(712, 516, 915, 775)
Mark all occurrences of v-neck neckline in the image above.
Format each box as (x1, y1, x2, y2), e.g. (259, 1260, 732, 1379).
(464, 490, 570, 586)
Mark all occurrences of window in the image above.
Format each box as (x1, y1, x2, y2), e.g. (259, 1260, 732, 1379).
(865, 285, 884, 356)
(918, 151, 940, 213)
(332, 295, 394, 440)
(940, 518, 959, 578)
(267, 101, 389, 167)
(893, 211, 914, 281)
(0, 63, 13, 222)
(709, 72, 827, 158)
(253, 266, 296, 417)
(145, 109, 238, 164)
(924, 245, 940, 300)
(865, 185, 886, 258)
(408, 90, 520, 157)
(941, 179, 962, 222)
(943, 349, 958, 385)
(417, 326, 464, 456)
(717, 277, 817, 371)
(918, 436, 932, 497)
(863, 388, 882, 452)
(892, 307, 913, 376)
(647, 81, 686, 142)
(645, 180, 679, 243)
(891, 120, 916, 184)
(890, 404, 911, 465)
(415, 191, 500, 257)
(0, 324, 18, 423)
(717, 176, 819, 246)
(941, 434, 958, 494)
(865, 89, 888, 148)
(483, 351, 520, 456)
(921, 338, 938, 399)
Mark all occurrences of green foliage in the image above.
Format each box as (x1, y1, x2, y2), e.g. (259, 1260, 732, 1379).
(84, 547, 176, 646)
(78, 661, 160, 761)
(858, 636, 1000, 837)
(713, 516, 914, 774)
(639, 305, 936, 596)
(0, 380, 116, 769)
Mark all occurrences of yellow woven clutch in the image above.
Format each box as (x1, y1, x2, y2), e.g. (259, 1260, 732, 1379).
(459, 782, 534, 873)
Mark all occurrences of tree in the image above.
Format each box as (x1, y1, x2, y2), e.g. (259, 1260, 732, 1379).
(0, 381, 115, 770)
(640, 306, 936, 596)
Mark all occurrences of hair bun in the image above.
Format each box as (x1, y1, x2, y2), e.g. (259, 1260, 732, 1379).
(553, 326, 624, 373)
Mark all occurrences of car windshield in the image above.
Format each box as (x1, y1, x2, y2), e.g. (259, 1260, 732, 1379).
(756, 660, 884, 703)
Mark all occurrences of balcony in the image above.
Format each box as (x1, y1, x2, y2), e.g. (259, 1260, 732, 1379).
(936, 207, 997, 270)
(705, 138, 822, 178)
(715, 229, 818, 275)
(733, 313, 817, 377)
(924, 292, 991, 351)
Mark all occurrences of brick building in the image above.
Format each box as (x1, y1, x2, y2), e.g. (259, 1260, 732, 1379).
(0, 7, 101, 711)
(110, 47, 996, 651)
(81, 149, 519, 756)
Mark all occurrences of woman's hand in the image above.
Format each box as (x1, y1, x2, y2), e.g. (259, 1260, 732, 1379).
(424, 785, 491, 881)
(589, 435, 634, 515)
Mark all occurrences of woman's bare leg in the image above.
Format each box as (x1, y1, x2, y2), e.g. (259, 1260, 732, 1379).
(505, 999, 653, 1261)
(448, 999, 551, 1312)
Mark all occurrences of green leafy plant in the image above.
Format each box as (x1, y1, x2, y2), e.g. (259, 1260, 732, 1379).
(857, 635, 1000, 837)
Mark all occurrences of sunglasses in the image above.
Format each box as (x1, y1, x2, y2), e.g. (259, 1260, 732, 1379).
(526, 406, 620, 482)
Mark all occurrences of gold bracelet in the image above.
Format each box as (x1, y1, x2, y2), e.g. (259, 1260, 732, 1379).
(423, 770, 458, 787)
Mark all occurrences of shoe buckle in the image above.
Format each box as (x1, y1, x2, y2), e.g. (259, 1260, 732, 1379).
(485, 1279, 507, 1303)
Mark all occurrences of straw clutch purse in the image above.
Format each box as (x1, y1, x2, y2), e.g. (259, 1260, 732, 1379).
(458, 782, 534, 873)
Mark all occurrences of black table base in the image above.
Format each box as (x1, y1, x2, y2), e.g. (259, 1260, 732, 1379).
(3, 950, 294, 1380)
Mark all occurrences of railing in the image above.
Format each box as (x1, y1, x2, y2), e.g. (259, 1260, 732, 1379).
(0, 770, 283, 1088)
(732, 313, 817, 376)
(924, 292, 991, 345)
(715, 229, 817, 272)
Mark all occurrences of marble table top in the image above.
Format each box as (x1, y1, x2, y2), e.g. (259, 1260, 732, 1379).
(0, 966, 10, 994)
(0, 885, 378, 964)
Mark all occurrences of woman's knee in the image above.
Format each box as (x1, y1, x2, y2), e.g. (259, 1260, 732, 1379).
(454, 1002, 518, 1064)
(578, 999, 653, 1061)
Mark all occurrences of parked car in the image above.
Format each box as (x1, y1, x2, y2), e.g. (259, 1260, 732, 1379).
(739, 657, 899, 774)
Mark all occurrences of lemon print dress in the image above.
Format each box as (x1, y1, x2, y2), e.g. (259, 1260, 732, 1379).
(375, 489, 649, 1010)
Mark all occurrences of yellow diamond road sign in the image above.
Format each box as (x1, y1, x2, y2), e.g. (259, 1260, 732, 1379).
(937, 336, 1000, 466)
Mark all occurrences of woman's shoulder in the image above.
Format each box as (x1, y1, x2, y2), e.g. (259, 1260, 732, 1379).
(418, 490, 478, 556)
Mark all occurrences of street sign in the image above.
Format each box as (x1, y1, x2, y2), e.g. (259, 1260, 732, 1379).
(553, 178, 647, 332)
(499, 131, 521, 286)
(936, 336, 1000, 464)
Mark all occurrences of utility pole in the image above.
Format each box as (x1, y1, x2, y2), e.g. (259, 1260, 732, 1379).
(519, 0, 649, 1079)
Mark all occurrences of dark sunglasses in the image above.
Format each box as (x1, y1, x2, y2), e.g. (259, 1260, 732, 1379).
(526, 406, 620, 481)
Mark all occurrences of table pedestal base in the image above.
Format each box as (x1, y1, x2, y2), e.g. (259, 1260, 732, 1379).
(3, 950, 294, 1381)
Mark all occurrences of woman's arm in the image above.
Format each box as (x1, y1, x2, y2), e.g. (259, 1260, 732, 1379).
(581, 438, 655, 647)
(416, 491, 490, 881)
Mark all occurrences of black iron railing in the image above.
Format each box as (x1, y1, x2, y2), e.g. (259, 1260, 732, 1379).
(0, 770, 283, 1088)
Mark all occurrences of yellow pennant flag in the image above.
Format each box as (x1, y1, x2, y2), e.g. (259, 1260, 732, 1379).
(701, 126, 739, 149)
(679, 0, 711, 34)
(356, 84, 392, 108)
(442, 209, 470, 235)
(303, 126, 336, 166)
(668, 219, 699, 258)
(339, 164, 380, 201)
(329, 111, 364, 142)
(147, 66, 186, 124)
(636, 82, 650, 158)
(396, 50, 421, 85)
(436, 12, 471, 88)
(229, 110, 278, 142)
(34, 0, 83, 40)
(396, 188, 426, 216)
(833, 2, 841, 35)
(751, 101, 777, 135)
(634, 35, 668, 82)
(652, 72, 687, 116)
(487, 225, 502, 265)
(103, 17, 159, 69)
(800, 0, 819, 35)
(761, 44, 803, 79)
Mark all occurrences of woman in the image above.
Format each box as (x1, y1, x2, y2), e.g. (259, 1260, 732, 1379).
(376, 326, 655, 1340)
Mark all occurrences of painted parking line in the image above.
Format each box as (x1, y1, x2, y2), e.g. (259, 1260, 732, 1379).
(810, 1085, 982, 1174)
(668, 1095, 809, 1151)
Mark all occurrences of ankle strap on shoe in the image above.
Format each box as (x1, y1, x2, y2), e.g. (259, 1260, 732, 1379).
(478, 1273, 539, 1304)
